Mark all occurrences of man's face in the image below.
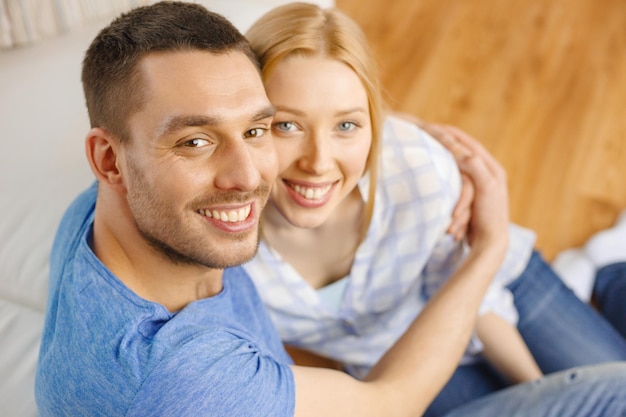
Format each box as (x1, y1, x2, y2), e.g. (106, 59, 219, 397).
(119, 50, 277, 269)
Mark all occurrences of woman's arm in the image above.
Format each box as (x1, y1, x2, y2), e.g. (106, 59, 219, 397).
(476, 312, 543, 383)
(411, 120, 541, 383)
(285, 345, 344, 371)
(291, 137, 511, 417)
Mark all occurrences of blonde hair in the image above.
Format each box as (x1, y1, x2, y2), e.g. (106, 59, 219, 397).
(246, 2, 384, 244)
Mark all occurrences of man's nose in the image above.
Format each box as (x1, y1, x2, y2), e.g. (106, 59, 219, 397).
(214, 138, 261, 191)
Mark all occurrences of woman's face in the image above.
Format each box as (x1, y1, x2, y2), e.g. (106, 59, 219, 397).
(263, 55, 372, 229)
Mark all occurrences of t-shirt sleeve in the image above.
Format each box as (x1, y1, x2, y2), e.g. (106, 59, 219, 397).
(126, 333, 295, 417)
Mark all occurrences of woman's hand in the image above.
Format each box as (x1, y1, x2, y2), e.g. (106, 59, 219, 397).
(391, 112, 508, 249)
(417, 122, 477, 241)
(442, 125, 509, 250)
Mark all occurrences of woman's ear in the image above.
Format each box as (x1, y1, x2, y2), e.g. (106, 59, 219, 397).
(85, 127, 125, 190)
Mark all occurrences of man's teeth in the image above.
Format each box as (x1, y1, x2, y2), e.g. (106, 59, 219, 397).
(292, 184, 332, 200)
(199, 205, 251, 222)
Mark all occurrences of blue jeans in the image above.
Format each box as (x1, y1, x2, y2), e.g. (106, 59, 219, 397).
(425, 251, 626, 417)
(595, 262, 626, 339)
(444, 362, 626, 417)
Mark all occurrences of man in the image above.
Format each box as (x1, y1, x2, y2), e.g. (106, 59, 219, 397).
(35, 2, 626, 416)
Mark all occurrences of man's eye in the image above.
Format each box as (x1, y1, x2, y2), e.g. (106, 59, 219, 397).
(183, 138, 210, 148)
(244, 128, 267, 138)
(337, 121, 357, 132)
(273, 121, 296, 132)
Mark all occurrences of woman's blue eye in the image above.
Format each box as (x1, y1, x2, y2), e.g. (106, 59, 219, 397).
(274, 121, 295, 132)
(338, 121, 356, 131)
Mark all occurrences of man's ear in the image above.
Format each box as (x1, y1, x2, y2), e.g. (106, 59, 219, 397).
(85, 127, 125, 190)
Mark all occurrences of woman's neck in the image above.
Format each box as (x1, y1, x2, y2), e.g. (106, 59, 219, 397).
(261, 188, 365, 289)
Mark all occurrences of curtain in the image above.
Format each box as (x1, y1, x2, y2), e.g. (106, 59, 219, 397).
(0, 0, 151, 49)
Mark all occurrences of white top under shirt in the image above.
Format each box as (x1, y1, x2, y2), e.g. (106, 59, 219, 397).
(244, 116, 536, 379)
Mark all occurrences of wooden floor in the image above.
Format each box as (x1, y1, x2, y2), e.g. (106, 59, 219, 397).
(336, 0, 626, 260)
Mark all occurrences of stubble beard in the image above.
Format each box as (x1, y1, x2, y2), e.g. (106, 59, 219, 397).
(125, 156, 268, 270)
(138, 223, 261, 269)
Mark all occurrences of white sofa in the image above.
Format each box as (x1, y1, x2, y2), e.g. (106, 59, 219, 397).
(0, 1, 332, 415)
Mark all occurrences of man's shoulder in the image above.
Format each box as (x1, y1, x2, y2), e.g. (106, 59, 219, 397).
(36, 273, 295, 416)
(126, 326, 296, 416)
(49, 182, 98, 276)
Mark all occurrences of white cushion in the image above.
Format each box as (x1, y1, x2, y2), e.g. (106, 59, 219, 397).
(0, 1, 333, 415)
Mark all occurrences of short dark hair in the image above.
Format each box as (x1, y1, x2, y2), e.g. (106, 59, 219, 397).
(82, 1, 259, 142)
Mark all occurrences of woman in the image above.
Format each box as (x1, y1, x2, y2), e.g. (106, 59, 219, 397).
(243, 3, 626, 415)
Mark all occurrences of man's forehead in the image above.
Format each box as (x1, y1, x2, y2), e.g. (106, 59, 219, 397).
(141, 49, 260, 81)
(140, 51, 265, 100)
(136, 50, 270, 121)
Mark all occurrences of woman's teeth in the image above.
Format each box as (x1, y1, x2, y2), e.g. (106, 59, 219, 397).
(291, 183, 332, 200)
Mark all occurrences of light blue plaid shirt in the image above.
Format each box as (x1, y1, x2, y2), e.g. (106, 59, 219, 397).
(244, 116, 536, 379)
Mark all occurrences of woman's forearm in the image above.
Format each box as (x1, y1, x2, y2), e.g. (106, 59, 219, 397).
(365, 241, 507, 416)
(477, 312, 543, 383)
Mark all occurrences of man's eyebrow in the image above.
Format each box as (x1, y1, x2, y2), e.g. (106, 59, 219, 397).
(251, 105, 277, 122)
(157, 105, 275, 137)
(158, 115, 221, 137)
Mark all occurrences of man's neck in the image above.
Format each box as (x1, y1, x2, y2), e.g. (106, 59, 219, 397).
(92, 203, 224, 312)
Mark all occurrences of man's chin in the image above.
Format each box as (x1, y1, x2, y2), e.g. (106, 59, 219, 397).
(222, 247, 258, 268)
(210, 240, 259, 269)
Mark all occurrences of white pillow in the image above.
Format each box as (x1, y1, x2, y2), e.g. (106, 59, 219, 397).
(0, 2, 334, 415)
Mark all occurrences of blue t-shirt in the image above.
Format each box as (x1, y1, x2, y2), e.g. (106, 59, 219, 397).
(35, 182, 295, 416)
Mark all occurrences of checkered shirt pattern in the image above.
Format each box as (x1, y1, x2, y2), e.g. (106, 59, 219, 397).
(243, 116, 536, 379)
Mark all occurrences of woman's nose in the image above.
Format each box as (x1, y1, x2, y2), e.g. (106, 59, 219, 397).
(297, 132, 334, 175)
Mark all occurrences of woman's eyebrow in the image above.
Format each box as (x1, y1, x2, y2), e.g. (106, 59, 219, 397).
(335, 107, 368, 116)
(274, 105, 306, 117)
(274, 105, 367, 118)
